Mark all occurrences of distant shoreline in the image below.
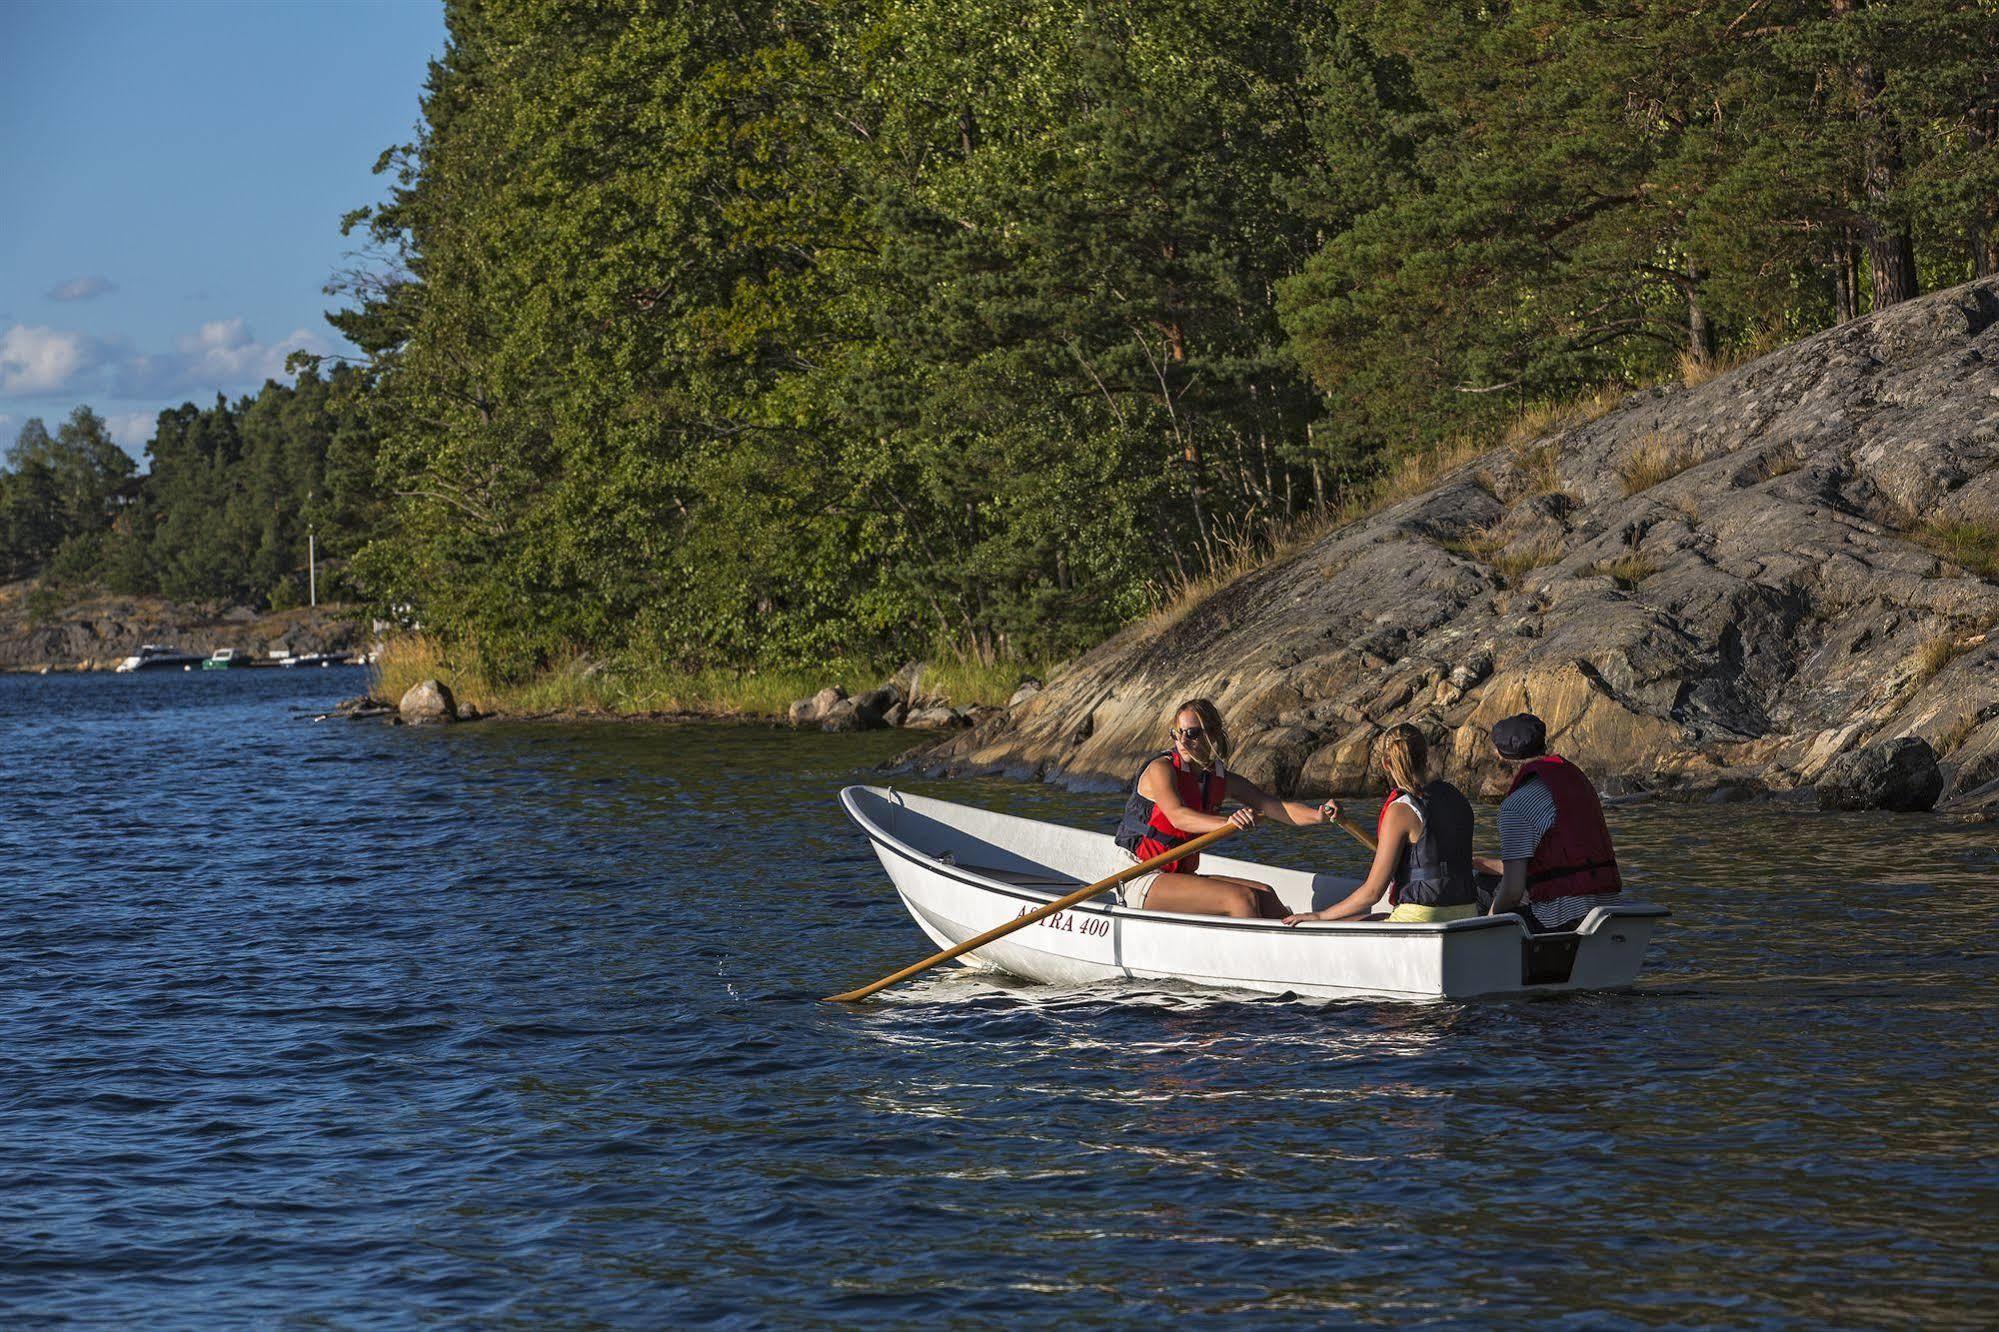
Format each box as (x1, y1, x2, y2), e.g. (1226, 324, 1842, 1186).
(0, 582, 368, 674)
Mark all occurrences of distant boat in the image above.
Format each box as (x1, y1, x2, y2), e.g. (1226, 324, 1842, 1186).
(201, 648, 252, 670)
(277, 651, 359, 668)
(115, 645, 204, 673)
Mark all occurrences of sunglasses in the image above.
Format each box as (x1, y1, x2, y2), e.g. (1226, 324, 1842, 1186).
(1173, 726, 1208, 740)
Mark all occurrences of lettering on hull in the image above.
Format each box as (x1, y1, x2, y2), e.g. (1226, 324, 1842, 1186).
(1014, 906, 1112, 938)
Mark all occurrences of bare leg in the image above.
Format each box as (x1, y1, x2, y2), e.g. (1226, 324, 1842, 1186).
(1142, 872, 1269, 919)
(1203, 875, 1289, 920)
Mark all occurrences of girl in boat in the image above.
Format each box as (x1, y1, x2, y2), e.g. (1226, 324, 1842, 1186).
(1282, 723, 1478, 925)
(1113, 698, 1337, 919)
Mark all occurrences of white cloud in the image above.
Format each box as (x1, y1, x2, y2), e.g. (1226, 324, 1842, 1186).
(0, 324, 102, 394)
(48, 275, 116, 302)
(113, 318, 327, 399)
(104, 409, 159, 450)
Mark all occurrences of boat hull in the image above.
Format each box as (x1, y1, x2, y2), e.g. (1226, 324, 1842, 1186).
(844, 785, 1667, 1002)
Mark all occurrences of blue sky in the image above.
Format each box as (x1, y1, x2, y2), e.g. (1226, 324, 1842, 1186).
(0, 0, 445, 457)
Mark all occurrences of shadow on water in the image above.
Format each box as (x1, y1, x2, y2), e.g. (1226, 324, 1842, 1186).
(0, 672, 1993, 1326)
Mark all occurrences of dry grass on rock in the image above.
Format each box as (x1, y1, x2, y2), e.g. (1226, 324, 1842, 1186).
(1589, 553, 1659, 590)
(1619, 433, 1702, 495)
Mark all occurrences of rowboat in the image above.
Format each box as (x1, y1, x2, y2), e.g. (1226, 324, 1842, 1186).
(841, 785, 1669, 1001)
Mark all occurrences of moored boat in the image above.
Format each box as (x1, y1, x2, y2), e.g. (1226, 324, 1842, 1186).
(842, 784, 1668, 1001)
(201, 648, 252, 670)
(115, 644, 205, 673)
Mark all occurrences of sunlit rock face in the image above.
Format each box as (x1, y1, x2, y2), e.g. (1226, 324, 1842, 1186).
(913, 277, 1999, 817)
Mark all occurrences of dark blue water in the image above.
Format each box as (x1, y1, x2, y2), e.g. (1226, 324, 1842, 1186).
(2, 671, 1994, 1327)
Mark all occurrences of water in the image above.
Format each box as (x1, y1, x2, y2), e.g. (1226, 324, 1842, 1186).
(2, 671, 1993, 1327)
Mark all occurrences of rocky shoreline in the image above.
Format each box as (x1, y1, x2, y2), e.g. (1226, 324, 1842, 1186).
(783, 662, 1038, 734)
(904, 278, 1999, 820)
(0, 585, 368, 672)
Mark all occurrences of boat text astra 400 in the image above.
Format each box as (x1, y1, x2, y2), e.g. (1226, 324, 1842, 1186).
(841, 786, 1668, 1001)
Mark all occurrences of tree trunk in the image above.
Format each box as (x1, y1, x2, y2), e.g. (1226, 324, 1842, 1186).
(1972, 107, 1999, 278)
(1835, 230, 1862, 323)
(1830, 0, 1917, 308)
(1865, 216, 1919, 309)
(1685, 258, 1714, 366)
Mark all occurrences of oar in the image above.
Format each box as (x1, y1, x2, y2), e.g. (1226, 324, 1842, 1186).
(824, 823, 1241, 1003)
(1332, 811, 1378, 853)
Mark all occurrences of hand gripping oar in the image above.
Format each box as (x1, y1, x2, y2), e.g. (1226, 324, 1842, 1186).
(824, 823, 1241, 1003)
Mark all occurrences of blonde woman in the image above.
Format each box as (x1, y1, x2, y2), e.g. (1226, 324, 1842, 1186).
(1112, 697, 1335, 919)
(1284, 724, 1477, 925)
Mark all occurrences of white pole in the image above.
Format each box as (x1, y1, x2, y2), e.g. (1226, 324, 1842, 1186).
(309, 531, 317, 608)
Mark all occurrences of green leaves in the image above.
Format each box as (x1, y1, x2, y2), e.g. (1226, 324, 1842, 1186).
(316, 0, 1999, 680)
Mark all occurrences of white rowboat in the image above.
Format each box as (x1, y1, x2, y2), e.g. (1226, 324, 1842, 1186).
(842, 785, 1669, 1001)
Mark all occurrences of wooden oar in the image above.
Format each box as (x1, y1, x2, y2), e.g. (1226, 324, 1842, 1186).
(1332, 811, 1378, 853)
(824, 823, 1241, 1003)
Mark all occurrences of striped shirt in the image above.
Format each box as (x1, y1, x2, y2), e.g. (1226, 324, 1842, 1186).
(1496, 775, 1616, 927)
(1496, 777, 1558, 861)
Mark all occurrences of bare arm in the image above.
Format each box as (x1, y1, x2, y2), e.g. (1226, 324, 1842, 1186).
(1141, 759, 1242, 835)
(1487, 860, 1530, 916)
(1224, 772, 1327, 828)
(1286, 803, 1418, 923)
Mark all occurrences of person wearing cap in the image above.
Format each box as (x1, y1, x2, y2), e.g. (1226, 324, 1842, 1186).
(1475, 712, 1624, 931)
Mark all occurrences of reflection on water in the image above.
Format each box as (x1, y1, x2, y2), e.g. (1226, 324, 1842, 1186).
(0, 671, 1993, 1325)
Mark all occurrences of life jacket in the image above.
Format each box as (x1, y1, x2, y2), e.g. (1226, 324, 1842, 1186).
(1113, 750, 1227, 875)
(1379, 780, 1477, 909)
(1507, 754, 1622, 901)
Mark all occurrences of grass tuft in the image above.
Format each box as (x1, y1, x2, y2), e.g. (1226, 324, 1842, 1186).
(1503, 384, 1626, 446)
(1589, 552, 1659, 590)
(1910, 634, 1964, 688)
(1618, 433, 1701, 495)
(1915, 519, 1999, 581)
(1515, 441, 1567, 498)
(1489, 536, 1566, 588)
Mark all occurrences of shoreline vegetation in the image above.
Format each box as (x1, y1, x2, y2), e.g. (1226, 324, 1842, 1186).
(366, 633, 1048, 722)
(7, 4, 1996, 738)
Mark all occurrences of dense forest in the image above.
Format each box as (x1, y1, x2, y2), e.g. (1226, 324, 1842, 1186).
(0, 367, 381, 608)
(13, 2, 1998, 681)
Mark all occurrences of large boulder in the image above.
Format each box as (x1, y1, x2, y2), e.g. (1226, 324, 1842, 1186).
(1815, 736, 1945, 812)
(788, 685, 847, 727)
(399, 678, 457, 726)
(1008, 678, 1044, 710)
(854, 686, 900, 725)
(903, 704, 968, 730)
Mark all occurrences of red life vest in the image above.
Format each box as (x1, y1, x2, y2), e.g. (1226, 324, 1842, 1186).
(1377, 789, 1410, 905)
(1507, 754, 1622, 901)
(1124, 752, 1226, 875)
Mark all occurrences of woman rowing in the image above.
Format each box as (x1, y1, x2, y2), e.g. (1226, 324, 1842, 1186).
(1282, 723, 1477, 925)
(1113, 698, 1336, 919)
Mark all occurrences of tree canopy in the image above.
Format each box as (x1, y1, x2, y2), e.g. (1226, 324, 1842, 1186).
(17, 1, 1995, 675)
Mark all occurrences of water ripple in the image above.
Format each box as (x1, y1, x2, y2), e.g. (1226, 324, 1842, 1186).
(0, 671, 1993, 1326)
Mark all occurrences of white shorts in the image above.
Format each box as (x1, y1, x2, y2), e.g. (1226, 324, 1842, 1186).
(1117, 852, 1162, 909)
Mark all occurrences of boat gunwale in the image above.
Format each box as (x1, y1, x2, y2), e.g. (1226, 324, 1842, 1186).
(842, 785, 1667, 942)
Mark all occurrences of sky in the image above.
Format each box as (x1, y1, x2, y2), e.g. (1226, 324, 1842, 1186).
(0, 0, 446, 459)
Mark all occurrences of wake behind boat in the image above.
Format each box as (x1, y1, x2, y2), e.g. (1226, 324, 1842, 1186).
(842, 785, 1668, 1001)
